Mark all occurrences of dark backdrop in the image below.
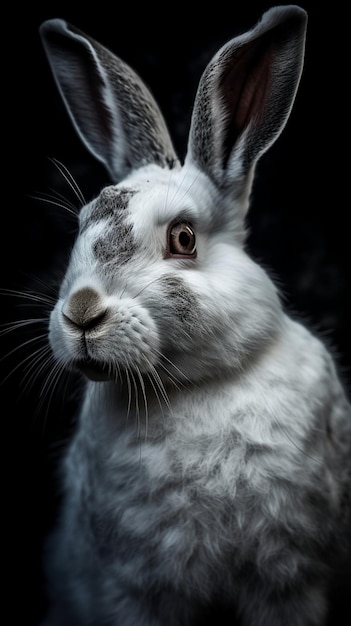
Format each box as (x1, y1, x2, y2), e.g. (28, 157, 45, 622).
(3, 2, 350, 624)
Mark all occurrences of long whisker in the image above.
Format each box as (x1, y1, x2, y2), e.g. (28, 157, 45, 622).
(20, 344, 53, 392)
(39, 354, 66, 403)
(35, 359, 71, 431)
(135, 365, 149, 440)
(155, 349, 192, 387)
(0, 318, 48, 337)
(20, 347, 57, 417)
(49, 156, 86, 207)
(130, 277, 162, 300)
(164, 166, 175, 215)
(167, 167, 202, 208)
(129, 369, 140, 436)
(147, 363, 171, 409)
(29, 192, 78, 220)
(47, 187, 79, 214)
(0, 333, 48, 370)
(0, 287, 56, 307)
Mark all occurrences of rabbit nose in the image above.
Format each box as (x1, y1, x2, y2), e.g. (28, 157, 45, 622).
(62, 286, 107, 329)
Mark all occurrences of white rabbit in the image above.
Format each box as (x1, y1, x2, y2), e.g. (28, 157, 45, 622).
(38, 5, 351, 626)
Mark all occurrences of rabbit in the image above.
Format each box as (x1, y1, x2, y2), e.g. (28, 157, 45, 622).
(37, 5, 351, 626)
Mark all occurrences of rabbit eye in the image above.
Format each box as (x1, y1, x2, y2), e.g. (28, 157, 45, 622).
(166, 221, 197, 259)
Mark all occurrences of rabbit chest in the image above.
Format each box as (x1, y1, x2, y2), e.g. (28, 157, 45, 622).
(59, 323, 346, 600)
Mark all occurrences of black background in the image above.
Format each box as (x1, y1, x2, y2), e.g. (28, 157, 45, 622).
(3, 2, 350, 624)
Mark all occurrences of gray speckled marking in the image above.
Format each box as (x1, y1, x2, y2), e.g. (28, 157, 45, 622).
(87, 187, 137, 264)
(158, 275, 201, 333)
(81, 186, 136, 232)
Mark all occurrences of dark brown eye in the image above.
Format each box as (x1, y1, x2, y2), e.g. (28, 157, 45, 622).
(166, 221, 197, 258)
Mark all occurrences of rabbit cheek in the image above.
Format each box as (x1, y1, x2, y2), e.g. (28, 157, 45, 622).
(155, 275, 201, 348)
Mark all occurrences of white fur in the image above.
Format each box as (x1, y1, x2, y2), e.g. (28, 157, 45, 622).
(39, 6, 351, 626)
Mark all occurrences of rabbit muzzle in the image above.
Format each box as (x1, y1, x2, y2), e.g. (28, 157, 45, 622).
(49, 281, 161, 381)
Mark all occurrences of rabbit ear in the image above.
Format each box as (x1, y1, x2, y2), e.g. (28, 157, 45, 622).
(39, 19, 178, 182)
(186, 5, 307, 202)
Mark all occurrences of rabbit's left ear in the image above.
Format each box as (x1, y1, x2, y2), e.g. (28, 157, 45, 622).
(39, 20, 178, 182)
(186, 5, 307, 201)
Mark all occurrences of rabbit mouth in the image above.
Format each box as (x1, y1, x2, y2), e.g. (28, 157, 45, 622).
(74, 358, 111, 382)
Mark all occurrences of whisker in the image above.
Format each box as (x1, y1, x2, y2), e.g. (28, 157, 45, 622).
(0, 332, 48, 369)
(47, 187, 80, 214)
(114, 362, 122, 386)
(129, 369, 140, 436)
(28, 155, 86, 226)
(135, 365, 149, 440)
(155, 349, 191, 387)
(164, 167, 175, 215)
(131, 276, 162, 300)
(0, 318, 48, 337)
(168, 167, 202, 208)
(29, 193, 79, 220)
(20, 344, 53, 393)
(1, 334, 49, 384)
(20, 348, 59, 421)
(39, 354, 66, 402)
(13, 275, 60, 300)
(124, 368, 132, 421)
(0, 287, 56, 306)
(35, 359, 70, 431)
(49, 156, 86, 207)
(147, 363, 171, 409)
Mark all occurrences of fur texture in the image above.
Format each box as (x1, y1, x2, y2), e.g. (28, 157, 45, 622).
(38, 6, 351, 625)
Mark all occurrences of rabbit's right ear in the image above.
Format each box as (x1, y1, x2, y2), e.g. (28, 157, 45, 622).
(186, 5, 307, 208)
(39, 20, 178, 182)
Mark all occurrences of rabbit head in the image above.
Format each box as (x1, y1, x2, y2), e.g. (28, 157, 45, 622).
(40, 6, 307, 387)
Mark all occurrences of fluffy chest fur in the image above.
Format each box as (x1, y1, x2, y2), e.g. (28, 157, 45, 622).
(58, 318, 347, 604)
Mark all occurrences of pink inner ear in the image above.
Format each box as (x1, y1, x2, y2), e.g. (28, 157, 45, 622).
(219, 35, 272, 150)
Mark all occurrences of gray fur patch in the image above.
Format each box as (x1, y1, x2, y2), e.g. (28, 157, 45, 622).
(89, 187, 137, 264)
(81, 187, 135, 232)
(160, 275, 201, 332)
